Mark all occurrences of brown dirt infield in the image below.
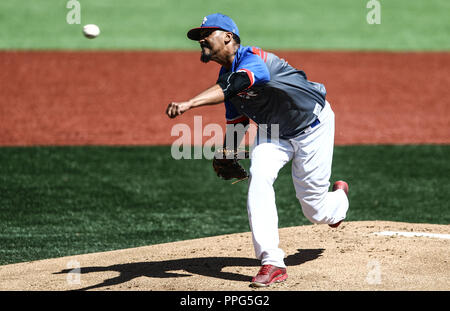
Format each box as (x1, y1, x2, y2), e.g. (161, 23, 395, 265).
(0, 51, 449, 291)
(0, 221, 449, 291)
(1, 51, 449, 145)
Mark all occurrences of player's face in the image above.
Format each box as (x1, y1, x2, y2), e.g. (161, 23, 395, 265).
(198, 29, 224, 63)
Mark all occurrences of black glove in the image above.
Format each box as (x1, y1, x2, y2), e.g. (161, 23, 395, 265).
(212, 148, 249, 180)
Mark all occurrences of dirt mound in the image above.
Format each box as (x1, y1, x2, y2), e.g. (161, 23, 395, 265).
(1, 221, 448, 291)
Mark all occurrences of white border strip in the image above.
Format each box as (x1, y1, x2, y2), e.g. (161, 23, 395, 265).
(374, 231, 450, 240)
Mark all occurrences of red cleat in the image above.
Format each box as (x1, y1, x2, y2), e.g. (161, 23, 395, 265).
(332, 180, 349, 196)
(251, 265, 288, 287)
(329, 181, 349, 228)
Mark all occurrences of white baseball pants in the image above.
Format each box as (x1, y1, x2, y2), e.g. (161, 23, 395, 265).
(247, 101, 349, 268)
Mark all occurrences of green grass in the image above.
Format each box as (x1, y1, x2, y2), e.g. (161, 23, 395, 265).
(0, 0, 448, 50)
(0, 145, 449, 265)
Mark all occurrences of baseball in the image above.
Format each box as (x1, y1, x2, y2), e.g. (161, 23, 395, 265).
(83, 24, 100, 39)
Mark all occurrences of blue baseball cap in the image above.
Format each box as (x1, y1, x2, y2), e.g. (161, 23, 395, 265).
(187, 13, 240, 41)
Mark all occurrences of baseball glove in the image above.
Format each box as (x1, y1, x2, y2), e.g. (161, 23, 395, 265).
(212, 148, 249, 181)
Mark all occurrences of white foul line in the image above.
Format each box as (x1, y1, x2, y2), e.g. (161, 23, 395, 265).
(374, 231, 450, 240)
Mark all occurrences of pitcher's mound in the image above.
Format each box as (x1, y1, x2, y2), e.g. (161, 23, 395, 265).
(1, 221, 449, 291)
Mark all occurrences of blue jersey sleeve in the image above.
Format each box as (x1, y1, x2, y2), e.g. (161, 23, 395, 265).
(234, 46, 270, 87)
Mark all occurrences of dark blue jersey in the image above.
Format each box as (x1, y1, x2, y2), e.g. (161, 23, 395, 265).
(218, 45, 327, 139)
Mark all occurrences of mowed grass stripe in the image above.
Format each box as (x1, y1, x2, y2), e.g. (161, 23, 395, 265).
(0, 145, 449, 265)
(0, 0, 448, 50)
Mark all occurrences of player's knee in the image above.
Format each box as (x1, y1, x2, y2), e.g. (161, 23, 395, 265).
(249, 144, 284, 185)
(249, 164, 278, 185)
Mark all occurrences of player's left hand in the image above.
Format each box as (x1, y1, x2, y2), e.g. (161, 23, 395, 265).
(212, 148, 249, 181)
(166, 101, 191, 118)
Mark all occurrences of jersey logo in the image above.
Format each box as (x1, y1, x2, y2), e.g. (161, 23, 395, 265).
(237, 90, 258, 99)
(202, 17, 207, 25)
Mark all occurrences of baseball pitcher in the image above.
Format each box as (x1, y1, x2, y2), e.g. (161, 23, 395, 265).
(166, 13, 349, 287)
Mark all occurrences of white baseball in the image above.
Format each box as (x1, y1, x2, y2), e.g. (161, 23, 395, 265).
(83, 24, 100, 39)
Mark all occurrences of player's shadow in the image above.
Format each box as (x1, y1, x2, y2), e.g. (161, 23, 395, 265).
(54, 248, 323, 291)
